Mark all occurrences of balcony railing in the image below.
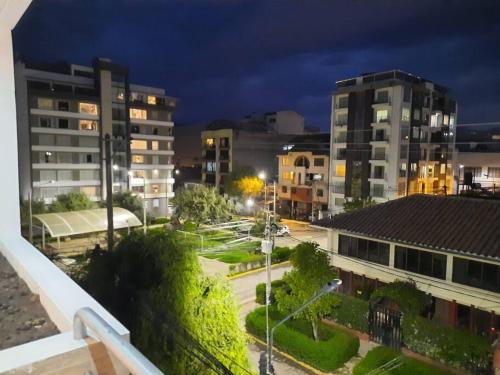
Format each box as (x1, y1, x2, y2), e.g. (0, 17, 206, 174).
(370, 172, 387, 180)
(372, 154, 388, 161)
(370, 188, 386, 198)
(334, 135, 347, 143)
(374, 97, 391, 105)
(332, 184, 345, 194)
(371, 134, 390, 142)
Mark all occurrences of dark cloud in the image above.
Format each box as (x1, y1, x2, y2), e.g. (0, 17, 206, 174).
(13, 0, 500, 129)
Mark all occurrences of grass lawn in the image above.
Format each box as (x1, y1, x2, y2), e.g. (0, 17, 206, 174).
(203, 240, 262, 263)
(353, 346, 453, 375)
(246, 306, 359, 372)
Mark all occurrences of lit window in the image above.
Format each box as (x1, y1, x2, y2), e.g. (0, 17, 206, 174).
(205, 138, 215, 147)
(147, 96, 157, 105)
(152, 141, 159, 150)
(431, 113, 442, 127)
(440, 163, 446, 174)
(376, 109, 388, 123)
(443, 115, 449, 126)
(38, 98, 53, 110)
(132, 155, 144, 163)
(335, 165, 346, 177)
(131, 140, 148, 150)
(130, 108, 147, 120)
(79, 102, 98, 115)
(79, 120, 97, 131)
(282, 157, 290, 166)
(401, 108, 410, 122)
(152, 184, 160, 193)
(449, 115, 455, 128)
(282, 172, 294, 180)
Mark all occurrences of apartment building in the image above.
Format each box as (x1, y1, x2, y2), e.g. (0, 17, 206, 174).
(15, 58, 176, 217)
(329, 70, 457, 213)
(277, 133, 330, 220)
(316, 195, 500, 336)
(201, 117, 300, 194)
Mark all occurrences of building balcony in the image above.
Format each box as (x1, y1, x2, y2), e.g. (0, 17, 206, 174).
(371, 121, 391, 129)
(30, 108, 99, 121)
(130, 118, 174, 127)
(369, 172, 387, 180)
(370, 155, 389, 163)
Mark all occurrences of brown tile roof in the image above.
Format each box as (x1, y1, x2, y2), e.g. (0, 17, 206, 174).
(315, 195, 500, 260)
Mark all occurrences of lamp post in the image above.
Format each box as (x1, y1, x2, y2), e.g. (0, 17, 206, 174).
(267, 279, 342, 374)
(313, 174, 322, 220)
(457, 164, 464, 195)
(142, 176, 147, 234)
(29, 179, 55, 243)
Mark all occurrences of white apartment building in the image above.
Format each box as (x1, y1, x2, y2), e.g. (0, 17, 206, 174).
(15, 59, 176, 217)
(329, 70, 457, 213)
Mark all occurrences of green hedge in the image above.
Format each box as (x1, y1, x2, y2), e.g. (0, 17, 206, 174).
(255, 280, 287, 305)
(151, 217, 170, 225)
(353, 346, 452, 375)
(246, 307, 359, 372)
(370, 280, 431, 316)
(329, 293, 369, 333)
(402, 315, 491, 373)
(271, 246, 294, 263)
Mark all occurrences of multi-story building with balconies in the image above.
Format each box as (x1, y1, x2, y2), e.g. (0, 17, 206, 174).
(277, 133, 330, 221)
(329, 70, 457, 213)
(15, 58, 176, 217)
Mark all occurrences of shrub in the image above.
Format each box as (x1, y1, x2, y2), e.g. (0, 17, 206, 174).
(329, 293, 369, 333)
(246, 307, 359, 372)
(271, 246, 294, 263)
(250, 222, 265, 236)
(182, 221, 197, 232)
(369, 280, 431, 316)
(402, 315, 491, 373)
(152, 217, 170, 225)
(255, 280, 287, 305)
(353, 346, 452, 375)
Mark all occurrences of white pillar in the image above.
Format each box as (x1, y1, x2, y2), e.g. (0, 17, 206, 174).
(0, 1, 32, 240)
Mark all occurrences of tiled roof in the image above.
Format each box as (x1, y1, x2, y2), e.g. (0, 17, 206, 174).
(315, 195, 500, 260)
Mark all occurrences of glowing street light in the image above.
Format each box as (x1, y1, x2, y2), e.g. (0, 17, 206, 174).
(175, 169, 180, 175)
(258, 171, 266, 180)
(246, 198, 254, 208)
(113, 164, 119, 171)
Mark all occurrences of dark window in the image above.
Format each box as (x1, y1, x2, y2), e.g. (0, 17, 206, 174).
(291, 187, 297, 194)
(75, 86, 96, 96)
(28, 80, 51, 91)
(453, 258, 500, 293)
(153, 127, 158, 135)
(220, 137, 229, 148)
(53, 84, 72, 93)
(86, 154, 92, 163)
(58, 101, 69, 111)
(58, 119, 68, 129)
(338, 235, 389, 266)
(395, 246, 446, 280)
(131, 125, 140, 134)
(40, 118, 51, 128)
(317, 189, 324, 197)
(282, 186, 287, 193)
(313, 158, 324, 167)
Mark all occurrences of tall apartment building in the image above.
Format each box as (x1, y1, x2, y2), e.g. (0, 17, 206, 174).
(200, 114, 304, 194)
(15, 58, 176, 217)
(329, 70, 457, 212)
(277, 133, 330, 221)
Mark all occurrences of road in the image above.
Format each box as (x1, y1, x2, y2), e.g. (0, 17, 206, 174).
(275, 219, 327, 249)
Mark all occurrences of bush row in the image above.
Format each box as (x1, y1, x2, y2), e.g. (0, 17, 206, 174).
(402, 315, 492, 373)
(245, 307, 359, 372)
(255, 280, 287, 305)
(353, 346, 452, 375)
(328, 293, 369, 333)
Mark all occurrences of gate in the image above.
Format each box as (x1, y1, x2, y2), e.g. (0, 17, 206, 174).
(368, 304, 403, 349)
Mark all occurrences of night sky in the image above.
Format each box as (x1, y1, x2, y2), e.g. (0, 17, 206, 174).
(13, 0, 500, 130)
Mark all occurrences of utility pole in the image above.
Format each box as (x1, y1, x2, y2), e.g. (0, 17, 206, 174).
(104, 133, 114, 250)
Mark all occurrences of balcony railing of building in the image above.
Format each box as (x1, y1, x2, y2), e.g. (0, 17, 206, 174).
(370, 172, 387, 180)
(374, 95, 391, 105)
(334, 134, 347, 143)
(371, 134, 390, 142)
(337, 99, 349, 109)
(332, 184, 345, 194)
(372, 153, 388, 161)
(336, 150, 347, 160)
(219, 150, 230, 160)
(371, 187, 387, 198)
(204, 150, 216, 160)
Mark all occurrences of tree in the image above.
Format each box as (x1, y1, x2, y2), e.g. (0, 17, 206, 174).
(274, 242, 339, 341)
(50, 192, 95, 212)
(172, 185, 234, 225)
(82, 231, 250, 374)
(343, 197, 376, 212)
(19, 197, 45, 227)
(112, 191, 145, 222)
(225, 166, 256, 196)
(235, 176, 264, 197)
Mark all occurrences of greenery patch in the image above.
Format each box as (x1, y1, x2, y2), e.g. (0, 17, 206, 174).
(255, 280, 287, 305)
(353, 346, 452, 375)
(329, 293, 369, 333)
(246, 306, 359, 372)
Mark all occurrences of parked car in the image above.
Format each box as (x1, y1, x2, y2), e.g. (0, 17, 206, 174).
(275, 225, 290, 237)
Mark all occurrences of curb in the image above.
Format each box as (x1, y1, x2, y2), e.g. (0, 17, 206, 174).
(250, 335, 326, 375)
(226, 261, 291, 280)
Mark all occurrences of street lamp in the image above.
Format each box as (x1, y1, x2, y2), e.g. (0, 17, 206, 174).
(246, 198, 254, 208)
(29, 179, 55, 243)
(175, 169, 180, 175)
(457, 164, 464, 195)
(313, 174, 322, 220)
(267, 279, 342, 374)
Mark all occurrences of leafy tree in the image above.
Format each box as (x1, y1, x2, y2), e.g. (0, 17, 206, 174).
(275, 242, 339, 341)
(343, 197, 376, 212)
(172, 185, 234, 226)
(50, 192, 95, 212)
(112, 191, 145, 222)
(82, 231, 250, 374)
(370, 280, 432, 316)
(225, 166, 256, 196)
(20, 197, 46, 226)
(235, 176, 264, 197)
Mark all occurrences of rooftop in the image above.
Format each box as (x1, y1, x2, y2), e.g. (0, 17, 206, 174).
(0, 253, 58, 350)
(278, 133, 330, 155)
(315, 195, 500, 260)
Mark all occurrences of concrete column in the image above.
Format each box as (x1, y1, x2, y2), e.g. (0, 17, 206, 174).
(448, 300, 457, 328)
(445, 254, 453, 282)
(388, 243, 395, 268)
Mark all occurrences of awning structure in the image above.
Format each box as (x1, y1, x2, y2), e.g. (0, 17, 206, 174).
(34, 208, 142, 238)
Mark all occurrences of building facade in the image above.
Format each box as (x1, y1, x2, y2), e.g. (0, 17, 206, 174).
(316, 195, 500, 336)
(15, 59, 176, 217)
(329, 70, 457, 213)
(201, 117, 300, 194)
(277, 134, 330, 221)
